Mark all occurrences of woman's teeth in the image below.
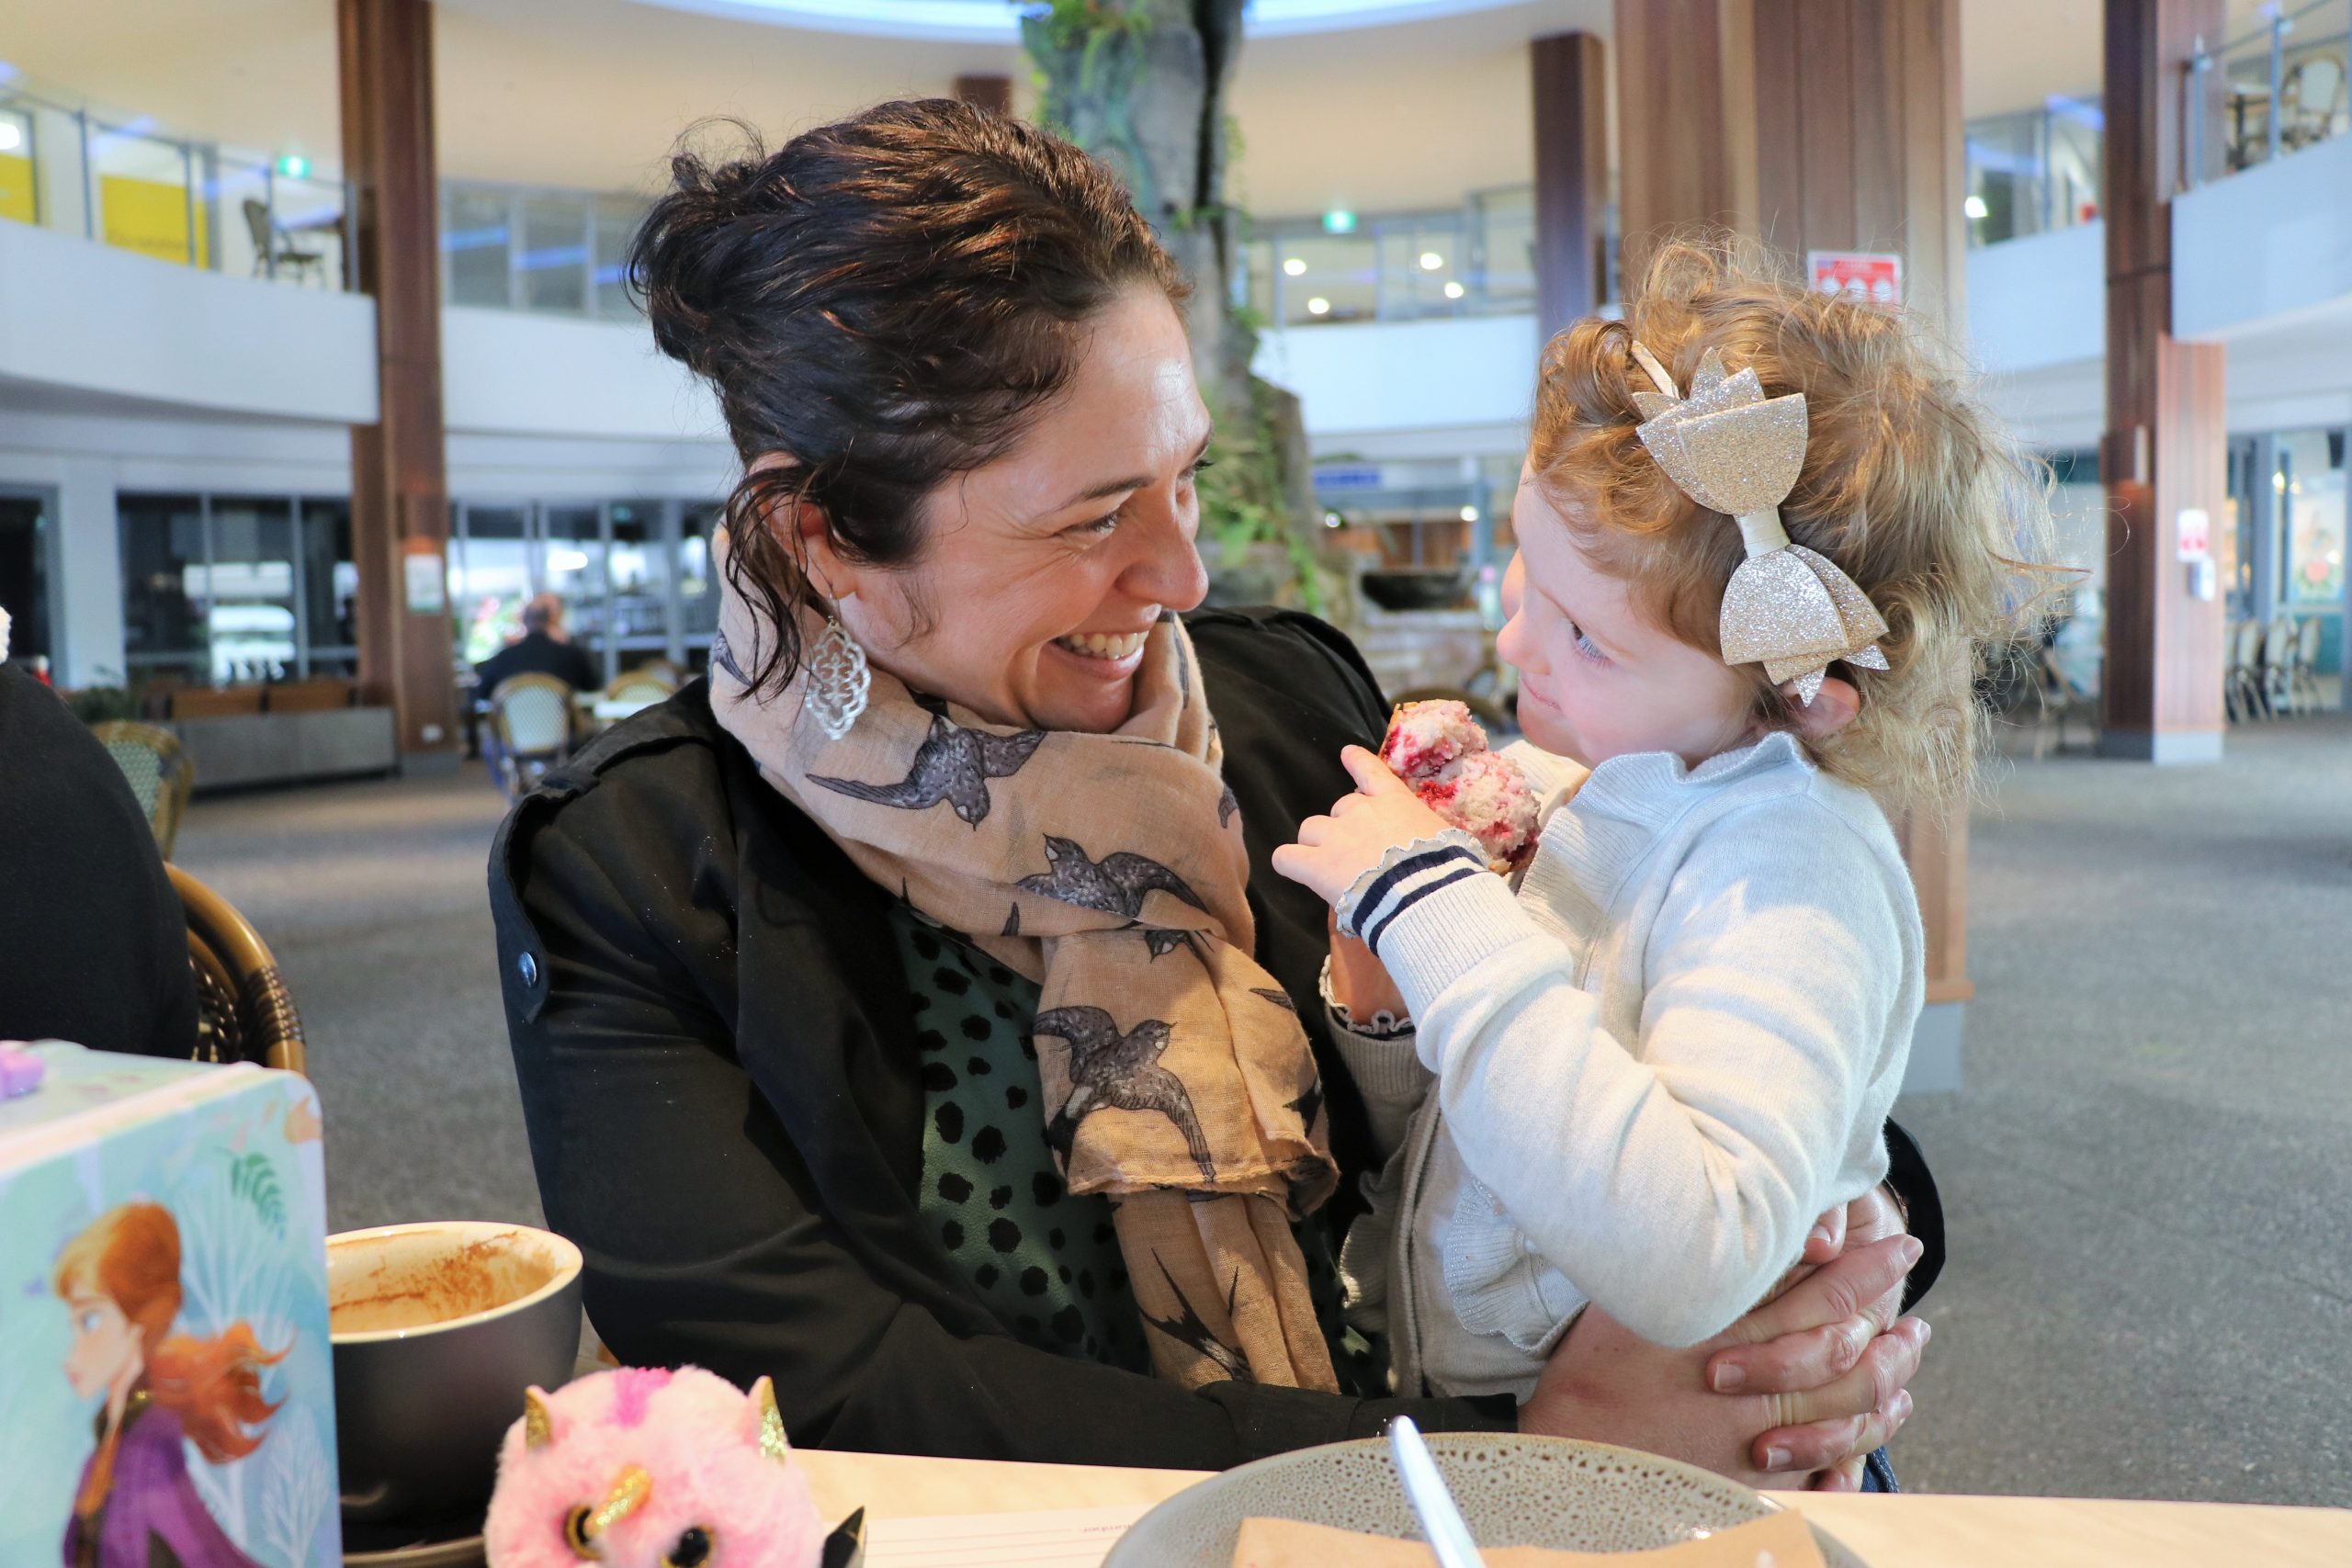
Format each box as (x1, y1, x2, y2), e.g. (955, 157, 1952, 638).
(1056, 630, 1149, 661)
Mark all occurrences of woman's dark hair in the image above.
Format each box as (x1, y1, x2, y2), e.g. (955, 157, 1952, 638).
(630, 98, 1187, 694)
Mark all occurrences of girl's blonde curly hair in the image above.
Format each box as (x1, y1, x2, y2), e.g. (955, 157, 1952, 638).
(1529, 239, 2059, 810)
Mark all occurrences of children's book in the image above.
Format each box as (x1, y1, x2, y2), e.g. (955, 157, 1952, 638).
(0, 1041, 339, 1568)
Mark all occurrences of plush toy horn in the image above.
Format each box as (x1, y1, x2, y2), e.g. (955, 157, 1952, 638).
(752, 1375, 790, 1463)
(1630, 344, 1889, 705)
(523, 1387, 554, 1451)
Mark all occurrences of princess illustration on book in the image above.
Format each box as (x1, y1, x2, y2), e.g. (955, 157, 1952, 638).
(55, 1201, 288, 1568)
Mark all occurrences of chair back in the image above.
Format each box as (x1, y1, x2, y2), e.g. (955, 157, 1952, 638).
(169, 864, 307, 1076)
(491, 672, 576, 754)
(2295, 615, 2322, 664)
(605, 668, 677, 709)
(2233, 618, 2262, 667)
(242, 197, 273, 254)
(2261, 615, 2296, 666)
(91, 720, 195, 860)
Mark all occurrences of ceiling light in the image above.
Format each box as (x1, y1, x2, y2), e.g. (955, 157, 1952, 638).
(1459, 505, 1480, 523)
(1322, 209, 1356, 234)
(1323, 511, 1344, 528)
(1306, 297, 1330, 316)
(277, 152, 311, 179)
(1963, 194, 1989, 220)
(1419, 251, 1443, 270)
(548, 549, 591, 571)
(1442, 280, 1465, 299)
(0, 123, 21, 153)
(1283, 256, 1306, 276)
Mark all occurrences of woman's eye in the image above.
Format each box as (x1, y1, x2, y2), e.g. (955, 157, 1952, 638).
(662, 1526, 715, 1568)
(1076, 511, 1122, 536)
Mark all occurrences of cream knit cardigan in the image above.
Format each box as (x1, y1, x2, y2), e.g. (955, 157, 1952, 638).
(1333, 731, 1922, 1400)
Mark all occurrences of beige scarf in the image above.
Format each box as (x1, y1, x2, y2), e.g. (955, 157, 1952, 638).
(708, 542, 1340, 1393)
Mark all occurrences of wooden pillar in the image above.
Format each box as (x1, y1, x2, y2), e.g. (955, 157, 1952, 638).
(1532, 31, 1611, 339)
(339, 0, 457, 758)
(1616, 0, 1973, 1083)
(955, 74, 1013, 117)
(2098, 0, 2228, 762)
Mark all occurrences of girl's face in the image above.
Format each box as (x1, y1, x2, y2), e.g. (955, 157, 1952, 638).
(63, 1289, 139, 1399)
(1498, 466, 1758, 770)
(810, 286, 1213, 736)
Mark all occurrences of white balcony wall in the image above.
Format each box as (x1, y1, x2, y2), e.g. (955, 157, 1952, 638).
(440, 306, 724, 445)
(1963, 221, 2105, 377)
(2174, 135, 2352, 343)
(0, 220, 377, 423)
(1252, 314, 1540, 453)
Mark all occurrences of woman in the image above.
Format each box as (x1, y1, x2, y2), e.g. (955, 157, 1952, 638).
(492, 99, 1937, 1483)
(56, 1202, 284, 1568)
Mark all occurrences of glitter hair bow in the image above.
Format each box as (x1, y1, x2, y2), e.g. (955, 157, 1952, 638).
(1628, 342, 1888, 705)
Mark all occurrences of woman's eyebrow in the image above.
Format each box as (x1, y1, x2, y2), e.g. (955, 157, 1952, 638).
(1050, 432, 1215, 512)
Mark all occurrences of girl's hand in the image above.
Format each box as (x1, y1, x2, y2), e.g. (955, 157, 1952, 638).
(1328, 911, 1409, 1022)
(1272, 746, 1454, 908)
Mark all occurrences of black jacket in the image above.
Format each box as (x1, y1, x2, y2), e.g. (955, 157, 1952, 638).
(490, 608, 1941, 1469)
(0, 665, 198, 1057)
(477, 630, 599, 695)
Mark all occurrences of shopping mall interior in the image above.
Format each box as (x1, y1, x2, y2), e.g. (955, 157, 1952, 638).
(3, 0, 2349, 1531)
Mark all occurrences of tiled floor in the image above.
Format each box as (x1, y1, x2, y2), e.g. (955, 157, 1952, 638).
(174, 713, 2352, 1505)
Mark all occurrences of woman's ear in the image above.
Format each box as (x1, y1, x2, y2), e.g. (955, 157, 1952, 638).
(751, 453, 857, 605)
(1784, 673, 1861, 739)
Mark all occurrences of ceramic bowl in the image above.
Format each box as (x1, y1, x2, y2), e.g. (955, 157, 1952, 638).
(328, 1221, 582, 1528)
(1103, 1432, 1867, 1566)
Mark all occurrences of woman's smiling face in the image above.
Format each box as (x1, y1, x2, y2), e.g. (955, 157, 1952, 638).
(811, 286, 1212, 735)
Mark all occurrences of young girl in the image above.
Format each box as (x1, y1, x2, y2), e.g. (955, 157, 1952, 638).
(56, 1201, 285, 1568)
(1273, 244, 2047, 1409)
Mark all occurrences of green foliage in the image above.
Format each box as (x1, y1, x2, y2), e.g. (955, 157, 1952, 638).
(1198, 376, 1323, 615)
(65, 686, 135, 725)
(228, 1151, 288, 1239)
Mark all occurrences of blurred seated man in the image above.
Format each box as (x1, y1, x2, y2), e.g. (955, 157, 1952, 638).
(477, 592, 600, 695)
(0, 624, 198, 1057)
(477, 593, 599, 796)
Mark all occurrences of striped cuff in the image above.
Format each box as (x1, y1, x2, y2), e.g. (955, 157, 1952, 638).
(1335, 831, 1490, 954)
(1374, 867, 1547, 1028)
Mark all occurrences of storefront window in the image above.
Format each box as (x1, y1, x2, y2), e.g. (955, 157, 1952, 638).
(444, 186, 513, 309)
(119, 494, 209, 681)
(541, 504, 605, 668)
(2278, 431, 2346, 610)
(520, 193, 590, 315)
(608, 502, 671, 654)
(680, 503, 720, 644)
(455, 505, 531, 664)
(300, 500, 358, 674)
(203, 497, 298, 682)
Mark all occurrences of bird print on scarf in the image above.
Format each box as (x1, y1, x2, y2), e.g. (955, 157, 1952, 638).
(1033, 1006, 1217, 1183)
(1016, 837, 1208, 919)
(806, 691, 1046, 826)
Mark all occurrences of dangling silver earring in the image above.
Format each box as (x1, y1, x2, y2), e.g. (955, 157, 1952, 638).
(805, 613, 871, 739)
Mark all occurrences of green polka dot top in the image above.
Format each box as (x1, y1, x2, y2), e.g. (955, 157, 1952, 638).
(888, 902, 1149, 1372)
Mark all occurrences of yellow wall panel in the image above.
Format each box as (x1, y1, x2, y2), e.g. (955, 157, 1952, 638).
(100, 173, 210, 267)
(0, 153, 35, 224)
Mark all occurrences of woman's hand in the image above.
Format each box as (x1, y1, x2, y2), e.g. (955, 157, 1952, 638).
(1519, 1233, 1929, 1490)
(1272, 747, 1453, 909)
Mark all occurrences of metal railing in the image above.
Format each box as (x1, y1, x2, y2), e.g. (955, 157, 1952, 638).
(2190, 0, 2352, 180)
(0, 76, 351, 288)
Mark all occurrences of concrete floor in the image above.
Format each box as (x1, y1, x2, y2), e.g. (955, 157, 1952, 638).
(172, 716, 2352, 1505)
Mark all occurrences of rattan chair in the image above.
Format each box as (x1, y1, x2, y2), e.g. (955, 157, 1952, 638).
(92, 720, 195, 860)
(2225, 618, 2267, 722)
(486, 672, 578, 800)
(604, 666, 678, 714)
(2260, 615, 2301, 716)
(2289, 615, 2324, 714)
(169, 863, 307, 1076)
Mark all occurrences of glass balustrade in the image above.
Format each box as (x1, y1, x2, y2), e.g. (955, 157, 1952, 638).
(0, 74, 349, 288)
(1238, 185, 1560, 327)
(2210, 0, 2352, 174)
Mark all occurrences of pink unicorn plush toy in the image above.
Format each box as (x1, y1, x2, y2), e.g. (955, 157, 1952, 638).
(484, 1366, 827, 1568)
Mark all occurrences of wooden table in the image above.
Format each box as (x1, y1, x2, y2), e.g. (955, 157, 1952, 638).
(793, 1448, 2352, 1567)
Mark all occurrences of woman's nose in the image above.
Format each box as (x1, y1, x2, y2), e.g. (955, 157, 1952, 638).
(1125, 491, 1209, 612)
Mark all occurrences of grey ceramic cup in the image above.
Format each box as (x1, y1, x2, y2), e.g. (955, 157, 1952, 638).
(328, 1221, 583, 1528)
